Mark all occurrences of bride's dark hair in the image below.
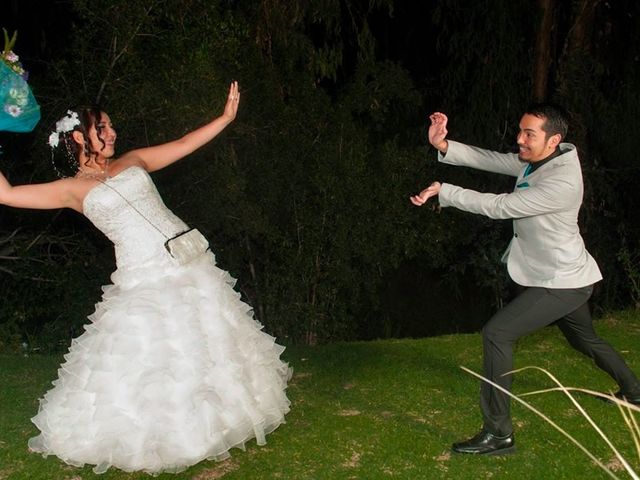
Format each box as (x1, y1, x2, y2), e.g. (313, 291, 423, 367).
(51, 105, 105, 178)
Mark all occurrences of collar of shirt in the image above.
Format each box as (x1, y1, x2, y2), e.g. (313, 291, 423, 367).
(527, 146, 563, 175)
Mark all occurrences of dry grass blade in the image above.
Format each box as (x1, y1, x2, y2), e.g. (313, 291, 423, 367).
(520, 384, 640, 462)
(460, 365, 633, 480)
(616, 401, 640, 463)
(510, 365, 638, 479)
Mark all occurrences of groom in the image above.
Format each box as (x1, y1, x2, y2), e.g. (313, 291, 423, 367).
(411, 104, 640, 455)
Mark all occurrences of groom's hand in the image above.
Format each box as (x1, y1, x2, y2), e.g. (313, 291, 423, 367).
(428, 112, 449, 153)
(410, 182, 441, 206)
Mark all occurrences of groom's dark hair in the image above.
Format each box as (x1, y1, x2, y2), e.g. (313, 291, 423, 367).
(525, 103, 569, 140)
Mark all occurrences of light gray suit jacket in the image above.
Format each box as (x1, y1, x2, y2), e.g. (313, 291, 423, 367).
(438, 140, 602, 288)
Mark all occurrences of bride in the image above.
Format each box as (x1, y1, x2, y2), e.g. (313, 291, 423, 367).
(0, 82, 291, 474)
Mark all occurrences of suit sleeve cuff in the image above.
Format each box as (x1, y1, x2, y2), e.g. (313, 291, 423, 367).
(438, 183, 458, 208)
(437, 140, 461, 164)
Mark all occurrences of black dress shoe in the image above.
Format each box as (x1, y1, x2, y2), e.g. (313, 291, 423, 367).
(452, 429, 516, 455)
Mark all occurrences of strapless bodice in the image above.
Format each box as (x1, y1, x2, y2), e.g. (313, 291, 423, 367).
(83, 166, 189, 272)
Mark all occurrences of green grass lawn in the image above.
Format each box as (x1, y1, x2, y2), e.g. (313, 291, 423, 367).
(2, 311, 640, 479)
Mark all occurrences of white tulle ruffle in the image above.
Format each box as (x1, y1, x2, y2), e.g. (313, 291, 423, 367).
(28, 252, 291, 474)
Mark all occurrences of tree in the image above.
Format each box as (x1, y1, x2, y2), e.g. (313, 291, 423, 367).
(532, 0, 557, 101)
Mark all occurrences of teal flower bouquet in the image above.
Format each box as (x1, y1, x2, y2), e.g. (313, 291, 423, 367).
(0, 29, 40, 132)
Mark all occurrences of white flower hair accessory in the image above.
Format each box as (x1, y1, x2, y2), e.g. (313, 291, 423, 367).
(48, 110, 80, 148)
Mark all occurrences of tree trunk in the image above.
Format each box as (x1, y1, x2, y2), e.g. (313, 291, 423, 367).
(532, 0, 557, 102)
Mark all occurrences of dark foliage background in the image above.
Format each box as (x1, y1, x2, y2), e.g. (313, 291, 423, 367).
(1, 0, 639, 351)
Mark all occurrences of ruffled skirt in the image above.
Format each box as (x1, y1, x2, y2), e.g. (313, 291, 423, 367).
(28, 252, 291, 474)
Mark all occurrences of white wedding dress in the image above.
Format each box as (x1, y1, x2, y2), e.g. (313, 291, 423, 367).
(28, 166, 291, 474)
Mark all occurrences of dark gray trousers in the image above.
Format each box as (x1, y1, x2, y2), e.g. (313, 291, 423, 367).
(480, 285, 639, 436)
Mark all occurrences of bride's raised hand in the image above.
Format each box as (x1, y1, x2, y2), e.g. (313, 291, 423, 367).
(222, 81, 240, 122)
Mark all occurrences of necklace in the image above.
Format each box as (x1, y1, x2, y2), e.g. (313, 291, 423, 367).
(76, 159, 111, 180)
(76, 169, 110, 180)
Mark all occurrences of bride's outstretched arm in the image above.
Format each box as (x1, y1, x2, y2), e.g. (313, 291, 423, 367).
(0, 172, 81, 211)
(126, 81, 240, 172)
